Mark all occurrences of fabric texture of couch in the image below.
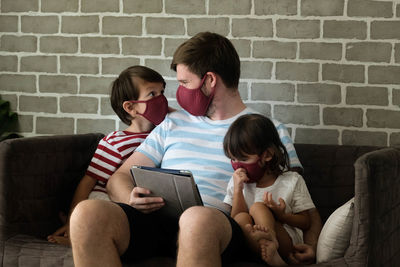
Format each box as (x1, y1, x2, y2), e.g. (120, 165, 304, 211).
(0, 133, 399, 267)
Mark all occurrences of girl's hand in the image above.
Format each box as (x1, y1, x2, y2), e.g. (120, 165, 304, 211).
(263, 192, 286, 220)
(233, 168, 249, 193)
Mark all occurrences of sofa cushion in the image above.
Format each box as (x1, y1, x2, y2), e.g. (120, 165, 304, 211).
(316, 197, 354, 263)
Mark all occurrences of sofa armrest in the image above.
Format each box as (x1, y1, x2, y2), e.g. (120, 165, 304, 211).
(0, 133, 104, 238)
(345, 147, 400, 266)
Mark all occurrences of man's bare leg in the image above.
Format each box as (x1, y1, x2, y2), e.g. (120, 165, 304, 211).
(177, 206, 232, 267)
(70, 200, 130, 267)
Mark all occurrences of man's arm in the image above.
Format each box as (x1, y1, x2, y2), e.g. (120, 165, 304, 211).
(289, 208, 322, 264)
(303, 208, 322, 251)
(107, 151, 157, 204)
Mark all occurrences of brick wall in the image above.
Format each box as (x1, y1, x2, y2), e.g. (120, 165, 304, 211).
(0, 0, 399, 146)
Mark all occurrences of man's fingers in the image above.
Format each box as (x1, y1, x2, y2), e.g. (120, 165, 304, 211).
(132, 186, 151, 196)
(134, 196, 164, 205)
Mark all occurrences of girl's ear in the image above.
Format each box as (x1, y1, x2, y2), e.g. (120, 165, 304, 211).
(262, 149, 274, 162)
(122, 101, 137, 117)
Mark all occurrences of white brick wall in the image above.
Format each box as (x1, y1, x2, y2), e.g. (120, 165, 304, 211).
(0, 0, 399, 146)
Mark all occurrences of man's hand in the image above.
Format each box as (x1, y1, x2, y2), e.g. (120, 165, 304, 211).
(288, 243, 316, 265)
(129, 187, 165, 213)
(233, 168, 249, 193)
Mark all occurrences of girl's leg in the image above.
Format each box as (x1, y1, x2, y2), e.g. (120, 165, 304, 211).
(274, 222, 293, 261)
(249, 202, 288, 266)
(249, 202, 276, 234)
(233, 212, 273, 257)
(233, 212, 253, 229)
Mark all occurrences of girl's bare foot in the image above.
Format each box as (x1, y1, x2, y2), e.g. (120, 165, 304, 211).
(260, 239, 286, 266)
(243, 224, 273, 254)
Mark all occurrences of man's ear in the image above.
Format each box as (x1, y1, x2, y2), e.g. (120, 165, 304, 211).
(122, 101, 137, 117)
(206, 71, 218, 88)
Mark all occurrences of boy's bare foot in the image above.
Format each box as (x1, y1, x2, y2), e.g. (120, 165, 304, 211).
(260, 239, 286, 266)
(47, 235, 71, 246)
(243, 224, 273, 254)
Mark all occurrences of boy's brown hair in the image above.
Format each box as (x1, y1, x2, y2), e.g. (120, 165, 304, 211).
(170, 32, 240, 89)
(110, 65, 166, 125)
(223, 114, 290, 177)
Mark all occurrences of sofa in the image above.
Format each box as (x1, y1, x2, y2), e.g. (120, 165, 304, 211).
(0, 133, 399, 267)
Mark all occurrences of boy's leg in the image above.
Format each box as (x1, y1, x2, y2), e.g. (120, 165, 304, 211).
(70, 199, 130, 267)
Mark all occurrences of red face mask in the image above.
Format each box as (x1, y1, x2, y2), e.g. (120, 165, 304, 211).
(176, 75, 215, 116)
(128, 94, 168, 125)
(231, 159, 266, 183)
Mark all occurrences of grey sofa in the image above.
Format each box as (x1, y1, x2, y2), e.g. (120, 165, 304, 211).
(1, 133, 399, 267)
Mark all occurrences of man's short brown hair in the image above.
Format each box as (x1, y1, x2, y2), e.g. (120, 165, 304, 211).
(171, 32, 240, 89)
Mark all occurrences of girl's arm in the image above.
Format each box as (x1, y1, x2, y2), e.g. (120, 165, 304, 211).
(276, 210, 310, 231)
(231, 188, 248, 218)
(264, 192, 311, 230)
(230, 168, 249, 218)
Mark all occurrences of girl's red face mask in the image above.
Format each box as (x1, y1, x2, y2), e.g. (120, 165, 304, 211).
(231, 159, 266, 183)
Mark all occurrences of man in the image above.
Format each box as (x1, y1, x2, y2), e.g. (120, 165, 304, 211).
(70, 32, 321, 266)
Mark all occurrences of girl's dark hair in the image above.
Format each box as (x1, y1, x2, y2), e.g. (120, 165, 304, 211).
(110, 65, 166, 125)
(223, 114, 290, 177)
(171, 32, 240, 90)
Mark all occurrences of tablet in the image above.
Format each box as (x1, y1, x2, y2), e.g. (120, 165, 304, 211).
(130, 166, 203, 219)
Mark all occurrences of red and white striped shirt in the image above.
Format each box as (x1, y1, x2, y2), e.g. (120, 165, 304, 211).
(86, 131, 150, 193)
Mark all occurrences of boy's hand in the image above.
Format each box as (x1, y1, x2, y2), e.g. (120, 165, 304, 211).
(233, 168, 249, 193)
(49, 224, 68, 238)
(263, 192, 286, 220)
(129, 186, 165, 213)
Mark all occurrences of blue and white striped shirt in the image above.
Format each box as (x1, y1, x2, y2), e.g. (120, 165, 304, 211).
(136, 107, 302, 214)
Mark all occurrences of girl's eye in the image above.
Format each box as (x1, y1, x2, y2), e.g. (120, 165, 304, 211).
(149, 92, 156, 97)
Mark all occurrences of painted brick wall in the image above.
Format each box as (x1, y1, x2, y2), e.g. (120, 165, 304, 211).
(0, 0, 399, 146)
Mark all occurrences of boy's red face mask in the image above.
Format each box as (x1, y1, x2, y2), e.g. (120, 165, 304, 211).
(129, 94, 168, 125)
(231, 159, 266, 183)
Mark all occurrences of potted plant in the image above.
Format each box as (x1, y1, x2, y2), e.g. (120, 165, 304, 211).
(0, 97, 21, 141)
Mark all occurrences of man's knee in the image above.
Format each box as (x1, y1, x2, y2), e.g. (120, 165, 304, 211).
(70, 200, 106, 237)
(179, 206, 216, 229)
(179, 207, 232, 251)
(70, 200, 130, 254)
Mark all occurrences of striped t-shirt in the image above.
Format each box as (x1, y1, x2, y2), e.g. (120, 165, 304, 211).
(86, 130, 150, 193)
(136, 108, 301, 214)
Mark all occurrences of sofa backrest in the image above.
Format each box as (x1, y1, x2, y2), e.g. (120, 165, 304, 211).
(0, 133, 104, 237)
(294, 143, 383, 223)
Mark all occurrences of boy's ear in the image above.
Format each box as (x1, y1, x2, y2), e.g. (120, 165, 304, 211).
(122, 101, 137, 117)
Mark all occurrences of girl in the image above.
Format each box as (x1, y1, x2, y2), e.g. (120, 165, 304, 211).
(223, 114, 315, 266)
(47, 65, 170, 245)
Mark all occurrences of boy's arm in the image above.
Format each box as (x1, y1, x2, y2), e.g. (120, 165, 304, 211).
(68, 174, 97, 216)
